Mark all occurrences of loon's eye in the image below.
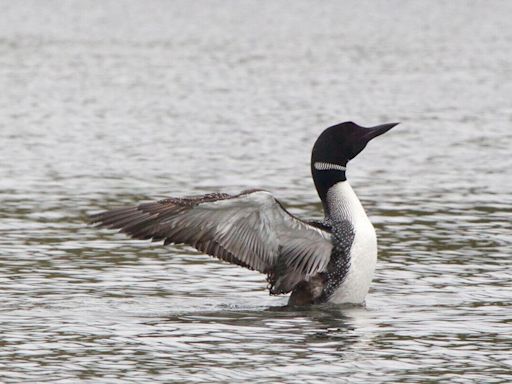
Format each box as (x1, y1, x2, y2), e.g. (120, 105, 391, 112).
(313, 162, 347, 172)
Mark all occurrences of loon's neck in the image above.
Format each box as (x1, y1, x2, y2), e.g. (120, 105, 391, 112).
(312, 165, 347, 203)
(323, 181, 368, 222)
(324, 180, 378, 305)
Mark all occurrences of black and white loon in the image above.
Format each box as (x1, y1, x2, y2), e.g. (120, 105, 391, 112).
(90, 121, 397, 305)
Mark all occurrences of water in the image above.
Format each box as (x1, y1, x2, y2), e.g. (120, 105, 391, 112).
(1, 0, 512, 382)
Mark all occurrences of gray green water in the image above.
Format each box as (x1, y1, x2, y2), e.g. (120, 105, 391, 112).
(1, 1, 511, 382)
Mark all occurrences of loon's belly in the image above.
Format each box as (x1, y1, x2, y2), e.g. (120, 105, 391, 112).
(327, 218, 377, 304)
(324, 181, 378, 304)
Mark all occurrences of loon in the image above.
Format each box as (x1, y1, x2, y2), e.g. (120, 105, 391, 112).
(90, 121, 397, 305)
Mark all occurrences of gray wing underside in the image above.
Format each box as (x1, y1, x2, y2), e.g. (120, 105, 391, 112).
(90, 190, 333, 294)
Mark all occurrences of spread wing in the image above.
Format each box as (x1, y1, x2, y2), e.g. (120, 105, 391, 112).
(89, 190, 333, 294)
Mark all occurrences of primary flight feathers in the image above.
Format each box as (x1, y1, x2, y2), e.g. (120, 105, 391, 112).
(90, 190, 333, 294)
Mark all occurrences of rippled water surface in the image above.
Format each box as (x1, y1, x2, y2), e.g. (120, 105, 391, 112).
(1, 1, 512, 382)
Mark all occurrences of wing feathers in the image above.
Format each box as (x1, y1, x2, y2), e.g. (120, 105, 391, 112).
(90, 190, 332, 294)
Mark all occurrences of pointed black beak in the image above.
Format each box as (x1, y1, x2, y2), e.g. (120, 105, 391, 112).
(362, 122, 399, 142)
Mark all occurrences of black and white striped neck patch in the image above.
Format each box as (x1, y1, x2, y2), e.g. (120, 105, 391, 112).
(313, 162, 347, 172)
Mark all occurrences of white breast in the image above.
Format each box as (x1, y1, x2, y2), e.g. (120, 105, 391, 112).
(324, 182, 377, 304)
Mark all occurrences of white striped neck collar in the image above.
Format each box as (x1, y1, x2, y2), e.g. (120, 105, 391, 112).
(313, 162, 347, 172)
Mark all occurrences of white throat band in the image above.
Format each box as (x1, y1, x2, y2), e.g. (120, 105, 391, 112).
(313, 162, 347, 172)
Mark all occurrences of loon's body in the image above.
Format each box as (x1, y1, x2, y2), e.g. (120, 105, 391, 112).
(90, 121, 397, 305)
(323, 182, 377, 304)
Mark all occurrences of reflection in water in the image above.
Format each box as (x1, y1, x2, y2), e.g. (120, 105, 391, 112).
(1, 0, 512, 382)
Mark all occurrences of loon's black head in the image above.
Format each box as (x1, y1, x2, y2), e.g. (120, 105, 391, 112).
(311, 121, 398, 200)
